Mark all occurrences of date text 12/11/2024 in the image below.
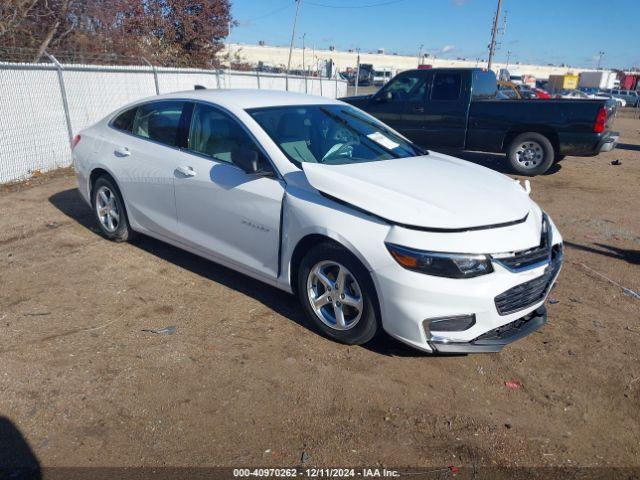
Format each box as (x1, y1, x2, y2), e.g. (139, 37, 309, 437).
(232, 468, 407, 477)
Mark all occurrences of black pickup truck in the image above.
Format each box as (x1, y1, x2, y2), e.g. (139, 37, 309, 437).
(341, 68, 619, 175)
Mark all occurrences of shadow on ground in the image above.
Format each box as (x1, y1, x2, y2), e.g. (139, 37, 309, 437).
(48, 188, 430, 357)
(0, 416, 41, 479)
(436, 149, 562, 175)
(616, 143, 640, 152)
(565, 241, 640, 266)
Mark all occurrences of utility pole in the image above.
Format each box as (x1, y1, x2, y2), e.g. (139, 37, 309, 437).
(418, 43, 424, 67)
(302, 33, 307, 93)
(302, 33, 306, 76)
(506, 50, 512, 69)
(286, 0, 302, 91)
(227, 20, 232, 69)
(355, 49, 361, 96)
(487, 0, 503, 71)
(596, 51, 605, 69)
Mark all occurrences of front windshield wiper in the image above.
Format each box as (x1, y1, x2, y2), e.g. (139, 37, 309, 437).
(338, 108, 428, 156)
(319, 107, 401, 159)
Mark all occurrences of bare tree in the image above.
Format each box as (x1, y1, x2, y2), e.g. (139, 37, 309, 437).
(0, 0, 38, 39)
(0, 0, 233, 67)
(33, 0, 70, 61)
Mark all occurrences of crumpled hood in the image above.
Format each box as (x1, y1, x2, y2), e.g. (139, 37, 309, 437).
(302, 152, 533, 230)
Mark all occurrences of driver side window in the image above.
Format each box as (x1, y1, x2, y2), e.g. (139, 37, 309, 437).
(381, 73, 424, 101)
(188, 103, 263, 165)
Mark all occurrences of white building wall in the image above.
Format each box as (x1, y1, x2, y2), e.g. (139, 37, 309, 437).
(228, 43, 598, 80)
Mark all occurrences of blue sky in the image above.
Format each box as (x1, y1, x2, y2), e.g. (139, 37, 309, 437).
(229, 0, 639, 69)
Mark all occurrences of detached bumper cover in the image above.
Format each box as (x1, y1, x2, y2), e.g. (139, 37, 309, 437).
(430, 306, 547, 353)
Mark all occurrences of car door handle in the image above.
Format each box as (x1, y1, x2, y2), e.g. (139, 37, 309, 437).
(114, 147, 130, 157)
(412, 106, 425, 113)
(176, 165, 196, 177)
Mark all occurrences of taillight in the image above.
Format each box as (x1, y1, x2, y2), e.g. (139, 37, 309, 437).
(593, 107, 607, 133)
(70, 134, 81, 150)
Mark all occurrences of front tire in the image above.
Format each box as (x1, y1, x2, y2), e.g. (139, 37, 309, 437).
(507, 132, 555, 176)
(92, 176, 133, 242)
(297, 242, 379, 345)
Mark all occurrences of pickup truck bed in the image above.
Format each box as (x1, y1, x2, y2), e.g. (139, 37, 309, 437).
(468, 98, 617, 156)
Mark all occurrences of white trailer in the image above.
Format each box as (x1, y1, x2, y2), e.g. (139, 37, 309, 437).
(372, 67, 396, 86)
(579, 71, 618, 90)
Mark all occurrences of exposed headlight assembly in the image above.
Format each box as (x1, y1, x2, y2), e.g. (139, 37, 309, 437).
(386, 243, 493, 279)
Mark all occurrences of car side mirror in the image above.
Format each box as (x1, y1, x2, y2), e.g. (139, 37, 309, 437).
(231, 147, 274, 177)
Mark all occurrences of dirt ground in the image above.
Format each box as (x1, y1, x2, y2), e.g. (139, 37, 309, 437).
(0, 116, 639, 474)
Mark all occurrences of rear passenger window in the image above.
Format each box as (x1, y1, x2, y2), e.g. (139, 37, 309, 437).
(432, 72, 462, 101)
(132, 101, 187, 147)
(112, 107, 137, 132)
(188, 103, 262, 164)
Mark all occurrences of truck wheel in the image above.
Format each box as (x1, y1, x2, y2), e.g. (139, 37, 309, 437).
(507, 133, 555, 176)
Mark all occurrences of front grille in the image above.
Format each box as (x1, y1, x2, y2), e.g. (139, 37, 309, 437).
(494, 244, 563, 316)
(493, 215, 551, 271)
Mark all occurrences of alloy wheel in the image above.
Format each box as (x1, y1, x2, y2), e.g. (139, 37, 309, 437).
(306, 260, 364, 331)
(95, 185, 120, 233)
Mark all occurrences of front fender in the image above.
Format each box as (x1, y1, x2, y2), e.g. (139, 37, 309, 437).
(279, 186, 393, 291)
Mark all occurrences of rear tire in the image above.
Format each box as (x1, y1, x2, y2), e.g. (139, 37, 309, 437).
(507, 132, 555, 176)
(297, 242, 379, 345)
(92, 176, 133, 242)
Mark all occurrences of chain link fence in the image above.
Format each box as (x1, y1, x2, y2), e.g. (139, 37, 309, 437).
(0, 53, 348, 184)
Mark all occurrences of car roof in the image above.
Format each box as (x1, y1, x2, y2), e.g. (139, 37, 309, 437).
(152, 88, 343, 110)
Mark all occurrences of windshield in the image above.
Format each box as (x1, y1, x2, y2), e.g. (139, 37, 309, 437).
(246, 104, 424, 166)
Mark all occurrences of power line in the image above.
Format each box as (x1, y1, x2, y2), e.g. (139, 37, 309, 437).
(306, 0, 408, 9)
(242, 2, 293, 23)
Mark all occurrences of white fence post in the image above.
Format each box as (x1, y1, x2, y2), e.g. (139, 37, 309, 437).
(44, 51, 73, 141)
(141, 57, 160, 95)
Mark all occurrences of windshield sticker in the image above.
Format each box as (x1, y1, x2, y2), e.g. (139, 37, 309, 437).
(367, 132, 400, 150)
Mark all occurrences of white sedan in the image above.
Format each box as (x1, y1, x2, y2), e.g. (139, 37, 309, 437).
(72, 89, 563, 353)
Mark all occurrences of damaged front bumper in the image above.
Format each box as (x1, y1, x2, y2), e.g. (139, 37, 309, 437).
(429, 306, 547, 354)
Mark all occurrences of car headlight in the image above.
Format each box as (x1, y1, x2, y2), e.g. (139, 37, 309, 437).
(385, 243, 493, 278)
